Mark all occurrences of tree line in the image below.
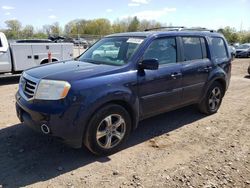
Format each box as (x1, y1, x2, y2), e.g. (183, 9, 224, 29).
(218, 27, 250, 44)
(1, 17, 250, 43)
(0, 17, 161, 39)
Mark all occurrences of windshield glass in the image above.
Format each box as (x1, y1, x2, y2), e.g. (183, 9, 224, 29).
(236, 44, 250, 49)
(78, 37, 144, 66)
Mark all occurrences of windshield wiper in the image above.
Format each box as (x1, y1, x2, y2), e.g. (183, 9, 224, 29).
(79, 58, 103, 65)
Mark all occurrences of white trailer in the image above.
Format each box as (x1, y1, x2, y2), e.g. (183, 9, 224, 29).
(0, 32, 73, 74)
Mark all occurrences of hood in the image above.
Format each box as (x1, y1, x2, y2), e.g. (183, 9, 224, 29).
(25, 60, 123, 81)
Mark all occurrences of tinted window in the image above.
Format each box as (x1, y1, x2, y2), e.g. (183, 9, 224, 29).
(182, 37, 204, 61)
(143, 38, 177, 65)
(210, 37, 228, 59)
(0, 39, 2, 47)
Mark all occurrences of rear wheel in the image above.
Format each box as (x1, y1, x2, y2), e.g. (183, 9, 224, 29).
(199, 82, 224, 115)
(84, 104, 131, 155)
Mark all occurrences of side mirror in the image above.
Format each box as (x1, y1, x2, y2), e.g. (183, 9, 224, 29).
(139, 59, 159, 70)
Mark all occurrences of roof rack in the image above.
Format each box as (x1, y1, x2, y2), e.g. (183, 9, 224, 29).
(144, 26, 216, 33)
(181, 27, 216, 32)
(144, 26, 185, 32)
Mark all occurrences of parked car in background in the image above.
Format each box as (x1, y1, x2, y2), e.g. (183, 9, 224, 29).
(16, 27, 231, 155)
(235, 44, 250, 58)
(53, 37, 89, 49)
(232, 42, 240, 48)
(92, 44, 119, 59)
(228, 45, 236, 59)
(73, 38, 89, 49)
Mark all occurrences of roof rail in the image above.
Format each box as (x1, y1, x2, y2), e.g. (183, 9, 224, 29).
(144, 26, 185, 32)
(144, 26, 216, 33)
(181, 27, 216, 32)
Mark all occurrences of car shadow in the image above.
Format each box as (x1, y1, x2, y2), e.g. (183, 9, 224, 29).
(0, 75, 20, 86)
(244, 75, 250, 79)
(0, 105, 205, 187)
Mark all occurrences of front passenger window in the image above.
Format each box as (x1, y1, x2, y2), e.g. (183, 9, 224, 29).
(143, 38, 177, 65)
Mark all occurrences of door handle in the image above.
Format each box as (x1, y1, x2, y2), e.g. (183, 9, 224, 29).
(204, 66, 212, 71)
(171, 72, 182, 79)
(198, 66, 212, 72)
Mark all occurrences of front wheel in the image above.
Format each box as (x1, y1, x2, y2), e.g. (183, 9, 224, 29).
(84, 104, 132, 155)
(198, 82, 224, 115)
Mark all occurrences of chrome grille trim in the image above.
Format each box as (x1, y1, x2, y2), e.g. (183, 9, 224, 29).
(19, 72, 40, 101)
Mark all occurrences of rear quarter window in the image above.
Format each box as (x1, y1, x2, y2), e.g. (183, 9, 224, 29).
(209, 37, 228, 59)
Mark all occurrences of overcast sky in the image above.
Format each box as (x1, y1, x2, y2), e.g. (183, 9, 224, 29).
(0, 0, 250, 31)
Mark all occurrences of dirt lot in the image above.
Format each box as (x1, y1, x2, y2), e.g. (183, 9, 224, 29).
(0, 59, 249, 188)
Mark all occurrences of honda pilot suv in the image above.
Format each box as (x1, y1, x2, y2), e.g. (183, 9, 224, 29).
(16, 28, 231, 155)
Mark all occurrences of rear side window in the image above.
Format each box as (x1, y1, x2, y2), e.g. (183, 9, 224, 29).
(143, 37, 177, 65)
(182, 37, 207, 61)
(210, 37, 228, 59)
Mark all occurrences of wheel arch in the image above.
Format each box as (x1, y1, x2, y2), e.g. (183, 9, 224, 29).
(40, 58, 59, 64)
(80, 98, 139, 149)
(200, 75, 227, 103)
(214, 78, 226, 96)
(101, 99, 138, 130)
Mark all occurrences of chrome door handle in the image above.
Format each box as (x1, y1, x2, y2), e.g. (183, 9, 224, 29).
(171, 72, 182, 79)
(198, 66, 212, 72)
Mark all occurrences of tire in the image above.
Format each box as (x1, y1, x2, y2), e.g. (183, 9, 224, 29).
(198, 82, 224, 115)
(248, 65, 250, 75)
(84, 104, 132, 156)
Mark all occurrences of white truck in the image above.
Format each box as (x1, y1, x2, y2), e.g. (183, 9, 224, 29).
(0, 32, 74, 74)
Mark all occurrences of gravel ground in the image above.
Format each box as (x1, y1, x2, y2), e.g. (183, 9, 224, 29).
(0, 58, 249, 188)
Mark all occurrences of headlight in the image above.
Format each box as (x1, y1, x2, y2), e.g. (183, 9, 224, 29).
(35, 80, 71, 100)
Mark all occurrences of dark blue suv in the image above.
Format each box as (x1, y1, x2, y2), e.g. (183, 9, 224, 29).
(16, 28, 231, 155)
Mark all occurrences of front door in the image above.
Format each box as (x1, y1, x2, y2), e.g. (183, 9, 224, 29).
(138, 37, 182, 118)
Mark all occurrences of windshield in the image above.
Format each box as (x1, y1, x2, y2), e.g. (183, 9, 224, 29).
(78, 37, 144, 66)
(236, 44, 250, 49)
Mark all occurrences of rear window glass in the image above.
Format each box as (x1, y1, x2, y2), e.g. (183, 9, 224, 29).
(210, 37, 228, 59)
(182, 37, 204, 61)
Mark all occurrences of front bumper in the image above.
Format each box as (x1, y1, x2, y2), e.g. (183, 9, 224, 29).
(15, 92, 84, 148)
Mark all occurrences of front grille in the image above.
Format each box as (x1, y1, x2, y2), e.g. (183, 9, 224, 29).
(20, 73, 39, 100)
(23, 78, 37, 99)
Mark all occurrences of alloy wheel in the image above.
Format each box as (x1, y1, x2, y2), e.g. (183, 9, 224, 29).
(208, 87, 221, 111)
(96, 114, 126, 149)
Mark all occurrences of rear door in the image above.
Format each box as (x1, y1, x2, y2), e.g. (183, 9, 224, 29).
(180, 36, 213, 104)
(138, 37, 183, 118)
